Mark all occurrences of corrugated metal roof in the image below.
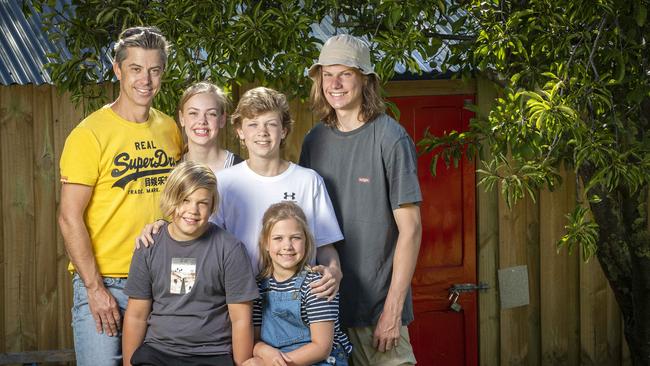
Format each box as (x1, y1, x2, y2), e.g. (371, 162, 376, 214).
(0, 0, 68, 85)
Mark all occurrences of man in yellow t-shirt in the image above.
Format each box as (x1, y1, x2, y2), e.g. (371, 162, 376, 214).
(58, 26, 181, 366)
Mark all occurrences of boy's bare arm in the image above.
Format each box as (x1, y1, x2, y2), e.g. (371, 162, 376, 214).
(122, 298, 152, 366)
(229, 302, 255, 365)
(373, 204, 421, 352)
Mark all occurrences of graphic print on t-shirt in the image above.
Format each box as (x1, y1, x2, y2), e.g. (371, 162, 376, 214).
(170, 258, 196, 294)
(112, 140, 177, 193)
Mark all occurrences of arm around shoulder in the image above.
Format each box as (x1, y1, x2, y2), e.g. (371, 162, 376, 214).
(312, 245, 342, 300)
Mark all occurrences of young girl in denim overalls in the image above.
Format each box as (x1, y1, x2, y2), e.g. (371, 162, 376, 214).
(244, 202, 351, 366)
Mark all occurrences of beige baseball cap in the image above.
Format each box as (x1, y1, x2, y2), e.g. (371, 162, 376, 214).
(308, 34, 377, 78)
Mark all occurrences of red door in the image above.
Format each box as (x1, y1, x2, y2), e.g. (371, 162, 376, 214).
(390, 95, 477, 365)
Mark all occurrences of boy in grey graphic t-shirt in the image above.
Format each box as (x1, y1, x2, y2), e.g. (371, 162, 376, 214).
(123, 161, 258, 366)
(125, 222, 257, 358)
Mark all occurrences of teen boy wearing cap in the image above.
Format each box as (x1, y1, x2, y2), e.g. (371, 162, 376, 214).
(58, 26, 181, 365)
(300, 34, 422, 365)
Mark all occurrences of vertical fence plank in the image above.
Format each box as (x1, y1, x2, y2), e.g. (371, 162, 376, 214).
(52, 88, 83, 350)
(595, 270, 627, 365)
(0, 85, 37, 351)
(478, 182, 500, 366)
(540, 169, 580, 365)
(580, 254, 622, 365)
(227, 83, 256, 160)
(527, 193, 542, 366)
(33, 85, 59, 350)
(629, 190, 650, 364)
(499, 194, 537, 366)
(476, 77, 500, 366)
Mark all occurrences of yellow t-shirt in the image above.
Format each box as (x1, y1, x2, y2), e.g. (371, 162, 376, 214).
(60, 105, 182, 277)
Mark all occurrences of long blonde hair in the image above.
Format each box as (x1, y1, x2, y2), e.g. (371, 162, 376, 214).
(309, 66, 385, 127)
(257, 202, 315, 279)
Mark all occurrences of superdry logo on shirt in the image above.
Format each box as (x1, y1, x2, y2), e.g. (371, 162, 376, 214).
(358, 177, 370, 183)
(110, 140, 176, 189)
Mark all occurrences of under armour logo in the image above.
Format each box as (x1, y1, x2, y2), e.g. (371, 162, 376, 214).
(283, 192, 296, 200)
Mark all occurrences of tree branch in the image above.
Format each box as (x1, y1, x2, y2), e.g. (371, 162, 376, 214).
(588, 17, 607, 81)
(422, 32, 476, 41)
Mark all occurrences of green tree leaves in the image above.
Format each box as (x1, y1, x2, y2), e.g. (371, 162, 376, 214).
(26, 0, 452, 115)
(425, 0, 649, 262)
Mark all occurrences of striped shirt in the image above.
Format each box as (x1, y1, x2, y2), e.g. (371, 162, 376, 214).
(253, 271, 353, 355)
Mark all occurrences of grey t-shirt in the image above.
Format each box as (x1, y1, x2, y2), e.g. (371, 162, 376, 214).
(300, 113, 422, 327)
(125, 222, 259, 357)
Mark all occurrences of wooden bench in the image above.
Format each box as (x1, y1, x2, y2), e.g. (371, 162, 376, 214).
(0, 349, 75, 365)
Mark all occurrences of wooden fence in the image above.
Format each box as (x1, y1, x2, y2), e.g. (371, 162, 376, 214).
(0, 81, 632, 365)
(1, 84, 74, 356)
(473, 79, 630, 366)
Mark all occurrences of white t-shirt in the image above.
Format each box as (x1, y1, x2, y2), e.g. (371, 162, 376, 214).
(212, 162, 343, 273)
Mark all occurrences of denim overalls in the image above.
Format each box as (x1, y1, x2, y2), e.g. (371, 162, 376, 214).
(260, 271, 348, 366)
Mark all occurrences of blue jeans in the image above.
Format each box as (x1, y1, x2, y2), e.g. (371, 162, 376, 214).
(71, 274, 129, 366)
(260, 271, 348, 366)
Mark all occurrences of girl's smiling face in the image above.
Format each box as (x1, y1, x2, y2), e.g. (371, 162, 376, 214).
(179, 92, 225, 148)
(266, 218, 306, 281)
